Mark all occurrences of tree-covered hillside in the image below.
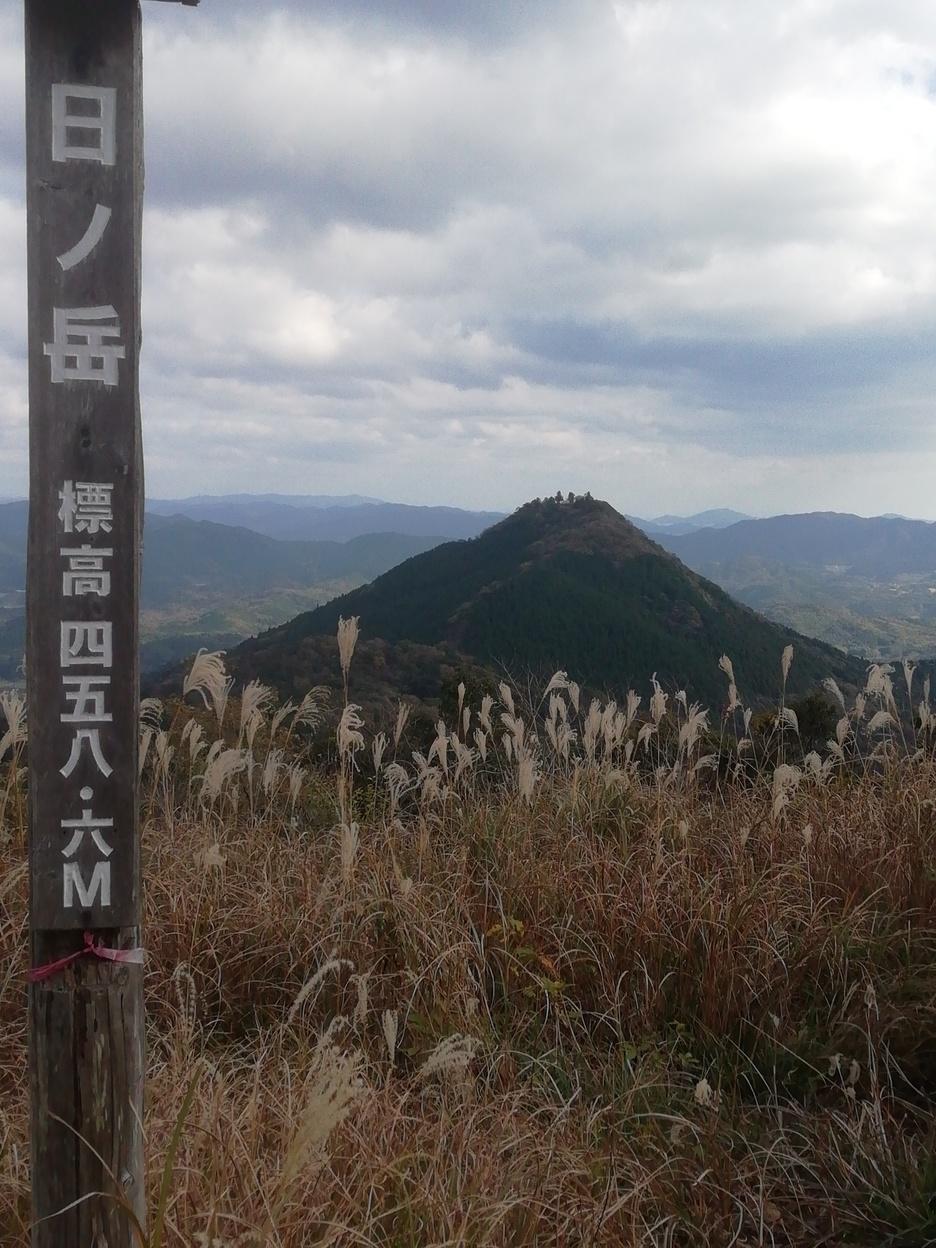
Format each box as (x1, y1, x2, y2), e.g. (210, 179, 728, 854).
(232, 495, 866, 708)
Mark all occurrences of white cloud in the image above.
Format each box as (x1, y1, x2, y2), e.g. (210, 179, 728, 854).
(1, 2, 936, 516)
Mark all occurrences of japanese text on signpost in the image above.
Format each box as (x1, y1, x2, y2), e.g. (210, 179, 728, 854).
(27, 22, 142, 931)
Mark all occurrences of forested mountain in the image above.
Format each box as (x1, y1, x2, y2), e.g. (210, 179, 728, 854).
(229, 496, 865, 710)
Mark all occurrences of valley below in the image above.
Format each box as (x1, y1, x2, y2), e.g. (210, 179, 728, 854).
(674, 558, 936, 660)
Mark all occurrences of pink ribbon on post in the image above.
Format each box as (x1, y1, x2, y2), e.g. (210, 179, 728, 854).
(29, 931, 145, 983)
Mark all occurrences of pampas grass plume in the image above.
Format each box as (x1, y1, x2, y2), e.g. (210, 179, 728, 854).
(337, 615, 360, 678)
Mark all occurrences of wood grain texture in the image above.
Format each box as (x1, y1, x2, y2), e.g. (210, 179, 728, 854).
(26, 2, 145, 1242)
(26, 0, 143, 932)
(30, 953, 145, 1246)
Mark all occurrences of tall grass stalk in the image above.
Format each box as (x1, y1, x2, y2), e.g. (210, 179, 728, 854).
(0, 631, 934, 1245)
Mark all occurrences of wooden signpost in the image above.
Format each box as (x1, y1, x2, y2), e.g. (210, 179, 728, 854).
(24, 2, 197, 1243)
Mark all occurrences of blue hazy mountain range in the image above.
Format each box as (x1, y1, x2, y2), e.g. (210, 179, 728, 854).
(146, 495, 505, 541)
(626, 508, 753, 536)
(148, 492, 385, 510)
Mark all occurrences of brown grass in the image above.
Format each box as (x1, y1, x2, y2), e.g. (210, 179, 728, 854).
(1, 647, 935, 1246)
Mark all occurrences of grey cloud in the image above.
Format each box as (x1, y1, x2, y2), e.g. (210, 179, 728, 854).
(154, 0, 597, 46)
(1, 2, 936, 517)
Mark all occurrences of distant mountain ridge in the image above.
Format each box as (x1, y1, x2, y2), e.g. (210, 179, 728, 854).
(228, 496, 865, 711)
(145, 496, 504, 542)
(0, 496, 503, 680)
(0, 503, 448, 678)
(658, 511, 936, 576)
(141, 515, 441, 606)
(0, 502, 445, 599)
(630, 508, 753, 536)
(149, 492, 384, 511)
(653, 511, 936, 659)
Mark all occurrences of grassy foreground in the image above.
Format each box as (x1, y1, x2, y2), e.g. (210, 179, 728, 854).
(1, 634, 935, 1246)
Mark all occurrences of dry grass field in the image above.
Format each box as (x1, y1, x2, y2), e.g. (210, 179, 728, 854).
(1, 629, 935, 1245)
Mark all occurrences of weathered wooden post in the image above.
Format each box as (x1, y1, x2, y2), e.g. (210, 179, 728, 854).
(24, 2, 197, 1244)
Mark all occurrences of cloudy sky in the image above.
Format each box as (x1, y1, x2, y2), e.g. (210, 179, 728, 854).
(2, 1, 936, 518)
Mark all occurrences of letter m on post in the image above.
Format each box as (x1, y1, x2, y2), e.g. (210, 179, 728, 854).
(63, 861, 111, 910)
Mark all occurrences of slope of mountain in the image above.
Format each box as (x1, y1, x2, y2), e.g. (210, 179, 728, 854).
(229, 496, 865, 710)
(657, 513, 936, 658)
(144, 498, 504, 542)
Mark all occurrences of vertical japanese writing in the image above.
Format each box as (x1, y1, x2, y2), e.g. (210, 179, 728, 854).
(27, 17, 142, 933)
(47, 70, 124, 916)
(46, 80, 122, 915)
